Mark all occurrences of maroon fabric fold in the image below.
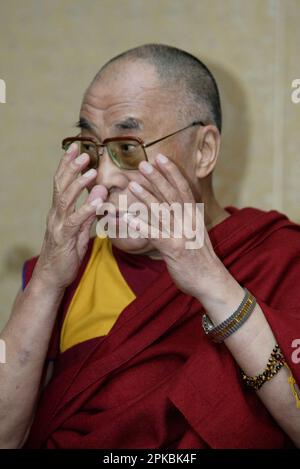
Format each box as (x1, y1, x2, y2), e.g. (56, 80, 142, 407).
(22, 206, 300, 448)
(112, 244, 166, 297)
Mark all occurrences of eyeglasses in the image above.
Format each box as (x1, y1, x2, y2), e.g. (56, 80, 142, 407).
(62, 120, 205, 171)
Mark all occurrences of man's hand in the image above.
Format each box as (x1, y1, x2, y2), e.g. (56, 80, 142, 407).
(124, 153, 226, 298)
(34, 143, 107, 290)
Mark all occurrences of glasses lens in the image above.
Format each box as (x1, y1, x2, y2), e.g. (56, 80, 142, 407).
(63, 140, 98, 169)
(79, 140, 98, 169)
(107, 140, 145, 170)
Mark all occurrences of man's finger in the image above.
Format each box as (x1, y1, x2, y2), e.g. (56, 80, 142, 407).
(154, 154, 194, 202)
(138, 160, 179, 204)
(63, 197, 103, 236)
(53, 147, 92, 204)
(86, 184, 108, 203)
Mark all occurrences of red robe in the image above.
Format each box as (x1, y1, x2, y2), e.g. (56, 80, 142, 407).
(22, 206, 300, 449)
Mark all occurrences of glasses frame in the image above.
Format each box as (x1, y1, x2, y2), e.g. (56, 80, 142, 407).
(62, 120, 206, 170)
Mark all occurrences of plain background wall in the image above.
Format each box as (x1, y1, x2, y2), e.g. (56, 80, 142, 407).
(0, 0, 299, 329)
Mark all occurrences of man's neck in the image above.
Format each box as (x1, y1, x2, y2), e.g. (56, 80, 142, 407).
(205, 203, 231, 231)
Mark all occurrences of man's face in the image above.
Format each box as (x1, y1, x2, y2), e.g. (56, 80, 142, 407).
(79, 59, 200, 255)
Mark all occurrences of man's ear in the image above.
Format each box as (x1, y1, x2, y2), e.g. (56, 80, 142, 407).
(195, 126, 221, 179)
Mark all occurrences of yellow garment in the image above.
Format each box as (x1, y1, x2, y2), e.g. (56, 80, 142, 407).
(284, 363, 300, 409)
(60, 236, 136, 353)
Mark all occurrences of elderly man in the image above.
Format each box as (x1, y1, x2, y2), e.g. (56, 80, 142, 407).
(0, 44, 300, 449)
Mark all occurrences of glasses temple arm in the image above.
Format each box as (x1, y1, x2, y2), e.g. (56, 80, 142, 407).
(143, 121, 205, 149)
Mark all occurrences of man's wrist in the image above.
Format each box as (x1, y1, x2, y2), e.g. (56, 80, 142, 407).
(195, 262, 245, 324)
(28, 269, 66, 298)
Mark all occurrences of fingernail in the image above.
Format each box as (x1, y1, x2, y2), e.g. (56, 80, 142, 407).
(75, 153, 88, 165)
(83, 168, 97, 178)
(139, 161, 153, 174)
(67, 143, 77, 154)
(156, 153, 168, 164)
(129, 181, 143, 193)
(90, 197, 103, 207)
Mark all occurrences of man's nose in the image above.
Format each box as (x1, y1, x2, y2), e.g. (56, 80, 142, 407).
(94, 147, 122, 189)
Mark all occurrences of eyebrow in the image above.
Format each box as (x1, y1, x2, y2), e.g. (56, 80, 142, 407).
(74, 117, 98, 132)
(113, 117, 142, 131)
(75, 117, 97, 131)
(74, 116, 143, 134)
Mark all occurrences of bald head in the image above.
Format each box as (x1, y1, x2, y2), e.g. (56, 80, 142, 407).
(91, 43, 222, 133)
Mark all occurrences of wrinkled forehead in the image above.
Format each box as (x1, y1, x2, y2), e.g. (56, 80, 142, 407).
(80, 60, 176, 134)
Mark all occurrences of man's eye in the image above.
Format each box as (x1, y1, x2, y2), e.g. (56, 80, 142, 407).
(120, 143, 136, 153)
(84, 144, 98, 157)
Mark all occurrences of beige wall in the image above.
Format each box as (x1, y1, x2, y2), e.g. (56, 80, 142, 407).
(0, 0, 299, 329)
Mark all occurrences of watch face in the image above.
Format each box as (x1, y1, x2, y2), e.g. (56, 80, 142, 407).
(202, 314, 214, 334)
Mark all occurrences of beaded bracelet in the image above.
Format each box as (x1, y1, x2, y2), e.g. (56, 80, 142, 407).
(241, 344, 285, 391)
